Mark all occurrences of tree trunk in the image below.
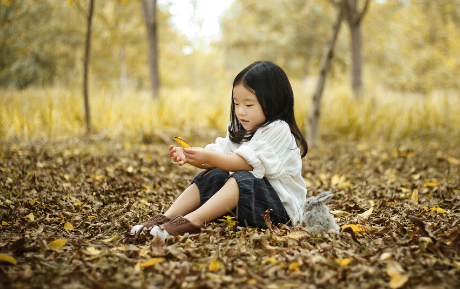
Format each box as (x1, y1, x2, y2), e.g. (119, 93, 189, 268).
(307, 2, 344, 147)
(141, 0, 160, 98)
(342, 0, 370, 99)
(83, 0, 94, 134)
(349, 20, 363, 97)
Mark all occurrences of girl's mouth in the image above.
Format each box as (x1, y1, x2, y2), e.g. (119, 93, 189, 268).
(240, 119, 249, 124)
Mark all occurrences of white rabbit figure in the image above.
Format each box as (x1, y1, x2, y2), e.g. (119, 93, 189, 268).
(303, 191, 340, 234)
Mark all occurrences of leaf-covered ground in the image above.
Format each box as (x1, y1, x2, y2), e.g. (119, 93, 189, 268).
(1, 139, 459, 289)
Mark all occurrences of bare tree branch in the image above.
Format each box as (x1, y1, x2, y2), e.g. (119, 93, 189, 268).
(358, 0, 371, 21)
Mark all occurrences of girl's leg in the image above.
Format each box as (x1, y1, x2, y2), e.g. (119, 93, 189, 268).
(185, 177, 239, 226)
(163, 183, 201, 219)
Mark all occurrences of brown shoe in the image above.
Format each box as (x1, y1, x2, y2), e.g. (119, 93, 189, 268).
(142, 214, 171, 229)
(162, 216, 201, 236)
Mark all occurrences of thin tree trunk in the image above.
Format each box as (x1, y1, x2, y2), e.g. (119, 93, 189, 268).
(342, 0, 370, 99)
(141, 0, 159, 98)
(83, 0, 94, 134)
(349, 21, 363, 97)
(307, 2, 344, 147)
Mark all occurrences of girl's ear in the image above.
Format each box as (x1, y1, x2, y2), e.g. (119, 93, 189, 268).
(317, 191, 333, 203)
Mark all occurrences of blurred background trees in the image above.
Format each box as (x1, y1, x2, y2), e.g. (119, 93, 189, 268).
(1, 0, 459, 93)
(1, 0, 459, 143)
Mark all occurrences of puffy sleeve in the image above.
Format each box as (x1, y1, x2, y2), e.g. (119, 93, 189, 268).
(233, 121, 301, 180)
(204, 123, 234, 155)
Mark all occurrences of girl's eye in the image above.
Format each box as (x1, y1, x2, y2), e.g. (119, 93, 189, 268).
(234, 103, 239, 106)
(247, 105, 253, 107)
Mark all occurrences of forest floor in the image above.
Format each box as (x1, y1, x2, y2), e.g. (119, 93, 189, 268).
(0, 138, 459, 289)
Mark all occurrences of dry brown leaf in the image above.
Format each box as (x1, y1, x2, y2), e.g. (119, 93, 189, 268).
(387, 260, 409, 289)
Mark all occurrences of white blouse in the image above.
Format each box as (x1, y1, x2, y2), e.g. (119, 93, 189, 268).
(204, 120, 307, 225)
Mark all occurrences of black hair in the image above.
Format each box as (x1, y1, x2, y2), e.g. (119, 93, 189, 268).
(229, 61, 308, 158)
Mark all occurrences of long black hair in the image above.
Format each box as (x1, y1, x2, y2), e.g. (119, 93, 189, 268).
(229, 61, 308, 158)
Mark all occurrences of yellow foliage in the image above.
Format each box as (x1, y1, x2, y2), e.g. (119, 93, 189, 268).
(64, 221, 74, 230)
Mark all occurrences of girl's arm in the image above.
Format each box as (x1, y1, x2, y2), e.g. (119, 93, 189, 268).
(184, 148, 253, 171)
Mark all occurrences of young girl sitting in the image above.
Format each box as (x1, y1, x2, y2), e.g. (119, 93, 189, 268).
(131, 61, 308, 238)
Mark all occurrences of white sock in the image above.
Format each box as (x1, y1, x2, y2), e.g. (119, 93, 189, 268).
(131, 224, 146, 235)
(150, 226, 169, 240)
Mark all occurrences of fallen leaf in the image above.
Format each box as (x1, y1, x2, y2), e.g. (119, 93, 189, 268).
(387, 260, 409, 289)
(358, 207, 373, 219)
(341, 224, 367, 232)
(102, 235, 118, 243)
(289, 262, 302, 272)
(0, 254, 17, 265)
(423, 182, 439, 188)
(209, 259, 222, 272)
(140, 257, 165, 268)
(411, 189, 418, 203)
(73, 202, 83, 206)
(335, 258, 353, 266)
(29, 198, 37, 205)
(446, 156, 460, 165)
(2, 221, 7, 225)
(47, 239, 67, 250)
(64, 221, 73, 230)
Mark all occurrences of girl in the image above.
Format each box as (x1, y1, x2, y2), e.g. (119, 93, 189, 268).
(131, 61, 308, 238)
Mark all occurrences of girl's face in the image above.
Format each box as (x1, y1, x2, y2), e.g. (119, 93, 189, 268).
(233, 84, 266, 131)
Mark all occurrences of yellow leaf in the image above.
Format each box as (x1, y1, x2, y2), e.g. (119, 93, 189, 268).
(64, 221, 73, 230)
(411, 189, 418, 203)
(0, 254, 17, 265)
(335, 258, 353, 266)
(84, 247, 101, 255)
(387, 260, 408, 289)
(247, 279, 257, 285)
(423, 182, 439, 188)
(47, 239, 67, 250)
(446, 156, 460, 165)
(341, 224, 367, 232)
(28, 212, 34, 221)
(173, 137, 191, 148)
(435, 207, 447, 214)
(145, 185, 152, 189)
(289, 262, 302, 272)
(29, 198, 38, 205)
(429, 205, 447, 214)
(265, 257, 277, 264)
(102, 235, 118, 243)
(140, 257, 165, 267)
(208, 260, 222, 272)
(74, 202, 83, 206)
(2, 221, 8, 225)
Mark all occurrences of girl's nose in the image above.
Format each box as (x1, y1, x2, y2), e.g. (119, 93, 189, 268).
(238, 107, 246, 115)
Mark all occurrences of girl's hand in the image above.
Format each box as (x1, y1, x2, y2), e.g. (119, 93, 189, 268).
(169, 145, 186, 166)
(183, 147, 208, 167)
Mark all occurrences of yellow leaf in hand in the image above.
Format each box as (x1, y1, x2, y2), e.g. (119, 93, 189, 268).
(173, 137, 191, 148)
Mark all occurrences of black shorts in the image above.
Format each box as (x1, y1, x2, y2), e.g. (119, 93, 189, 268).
(190, 168, 290, 228)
